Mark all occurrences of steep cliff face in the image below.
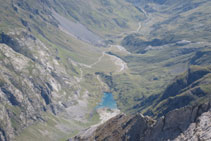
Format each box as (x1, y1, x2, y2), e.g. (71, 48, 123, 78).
(73, 102, 211, 141)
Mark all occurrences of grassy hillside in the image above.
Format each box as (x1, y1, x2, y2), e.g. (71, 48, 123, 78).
(50, 0, 145, 37)
(100, 0, 211, 114)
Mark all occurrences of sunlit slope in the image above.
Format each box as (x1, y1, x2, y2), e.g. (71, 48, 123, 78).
(50, 0, 145, 36)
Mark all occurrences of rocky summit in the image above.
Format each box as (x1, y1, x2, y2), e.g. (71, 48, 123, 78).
(0, 0, 210, 140)
(73, 102, 211, 141)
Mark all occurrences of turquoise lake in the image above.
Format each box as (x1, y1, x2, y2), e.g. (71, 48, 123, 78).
(96, 92, 117, 109)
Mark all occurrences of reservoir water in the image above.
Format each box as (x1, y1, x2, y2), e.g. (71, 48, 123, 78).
(96, 92, 117, 109)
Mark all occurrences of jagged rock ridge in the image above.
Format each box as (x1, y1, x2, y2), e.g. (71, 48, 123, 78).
(72, 102, 211, 141)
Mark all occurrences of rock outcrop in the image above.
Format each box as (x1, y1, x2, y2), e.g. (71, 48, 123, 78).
(72, 102, 211, 141)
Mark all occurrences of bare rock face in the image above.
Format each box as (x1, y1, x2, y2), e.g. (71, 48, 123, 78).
(72, 102, 211, 141)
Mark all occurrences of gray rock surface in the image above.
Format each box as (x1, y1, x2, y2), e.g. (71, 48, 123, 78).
(174, 106, 211, 141)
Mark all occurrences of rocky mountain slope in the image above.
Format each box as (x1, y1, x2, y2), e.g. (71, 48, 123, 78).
(73, 102, 211, 141)
(0, 29, 90, 141)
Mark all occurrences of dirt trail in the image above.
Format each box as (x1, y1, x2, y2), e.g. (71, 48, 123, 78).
(90, 51, 106, 67)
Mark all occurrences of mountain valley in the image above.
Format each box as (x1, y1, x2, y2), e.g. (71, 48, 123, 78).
(0, 0, 210, 141)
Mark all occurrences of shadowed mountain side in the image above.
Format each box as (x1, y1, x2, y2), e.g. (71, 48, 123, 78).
(145, 65, 211, 117)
